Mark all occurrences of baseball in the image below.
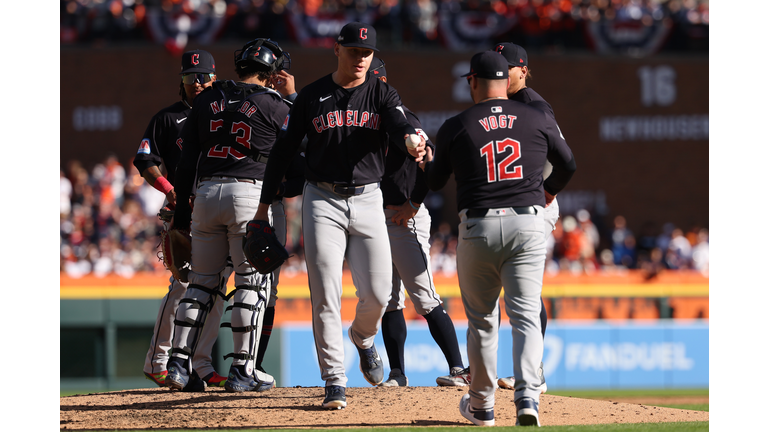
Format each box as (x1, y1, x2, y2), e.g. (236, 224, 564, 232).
(406, 133, 421, 150)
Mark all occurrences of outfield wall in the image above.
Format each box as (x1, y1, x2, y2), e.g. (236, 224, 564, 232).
(60, 271, 708, 392)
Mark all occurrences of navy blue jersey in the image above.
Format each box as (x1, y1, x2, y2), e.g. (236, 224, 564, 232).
(509, 87, 555, 120)
(174, 80, 291, 222)
(133, 101, 189, 185)
(426, 98, 575, 211)
(259, 72, 418, 205)
(381, 107, 434, 207)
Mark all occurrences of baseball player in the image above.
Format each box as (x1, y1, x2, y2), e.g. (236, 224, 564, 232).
(493, 41, 559, 393)
(421, 51, 576, 426)
(164, 38, 295, 393)
(135, 49, 230, 390)
(368, 57, 469, 387)
(252, 22, 426, 409)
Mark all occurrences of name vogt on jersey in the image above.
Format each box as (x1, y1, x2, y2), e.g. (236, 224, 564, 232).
(312, 110, 381, 133)
(478, 106, 517, 132)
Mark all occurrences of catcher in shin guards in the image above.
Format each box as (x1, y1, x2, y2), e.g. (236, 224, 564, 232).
(133, 50, 231, 390)
(165, 38, 297, 393)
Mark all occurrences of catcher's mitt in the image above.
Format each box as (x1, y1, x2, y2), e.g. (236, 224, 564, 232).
(159, 227, 192, 282)
(242, 219, 289, 274)
(158, 206, 175, 223)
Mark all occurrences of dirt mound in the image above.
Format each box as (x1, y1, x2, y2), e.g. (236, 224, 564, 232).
(60, 386, 709, 430)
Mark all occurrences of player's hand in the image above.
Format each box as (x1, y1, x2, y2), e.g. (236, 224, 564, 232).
(166, 189, 177, 209)
(418, 146, 434, 171)
(545, 191, 556, 208)
(386, 201, 419, 227)
(249, 203, 272, 237)
(405, 134, 426, 162)
(273, 71, 296, 97)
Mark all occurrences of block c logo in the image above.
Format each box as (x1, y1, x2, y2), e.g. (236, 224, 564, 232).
(360, 28, 367, 40)
(192, 54, 199, 65)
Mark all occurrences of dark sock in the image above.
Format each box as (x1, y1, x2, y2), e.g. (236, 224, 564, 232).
(381, 310, 407, 373)
(255, 306, 275, 370)
(424, 305, 464, 369)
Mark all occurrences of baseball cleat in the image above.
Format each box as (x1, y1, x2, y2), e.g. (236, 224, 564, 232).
(144, 370, 167, 387)
(181, 371, 207, 392)
(225, 365, 275, 392)
(459, 393, 495, 426)
(322, 385, 347, 409)
(515, 397, 541, 427)
(379, 368, 408, 387)
(349, 328, 384, 385)
(498, 376, 515, 389)
(202, 371, 227, 387)
(165, 360, 189, 390)
(254, 368, 276, 391)
(436, 366, 471, 386)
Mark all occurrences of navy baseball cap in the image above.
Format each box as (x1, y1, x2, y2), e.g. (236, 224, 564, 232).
(180, 50, 216, 74)
(461, 51, 509, 80)
(493, 42, 528, 67)
(369, 57, 387, 78)
(337, 22, 379, 52)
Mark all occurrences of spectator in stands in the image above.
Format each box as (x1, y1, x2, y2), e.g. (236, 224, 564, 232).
(665, 227, 692, 269)
(691, 228, 708, 276)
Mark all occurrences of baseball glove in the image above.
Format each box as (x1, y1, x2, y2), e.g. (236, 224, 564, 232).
(242, 219, 289, 274)
(159, 227, 192, 282)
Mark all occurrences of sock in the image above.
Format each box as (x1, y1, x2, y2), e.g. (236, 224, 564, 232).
(255, 306, 275, 371)
(424, 305, 464, 369)
(381, 310, 407, 373)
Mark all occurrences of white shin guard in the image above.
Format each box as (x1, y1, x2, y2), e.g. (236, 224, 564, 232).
(224, 274, 271, 376)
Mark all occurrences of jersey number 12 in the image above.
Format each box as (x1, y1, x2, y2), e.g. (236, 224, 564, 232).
(480, 138, 523, 183)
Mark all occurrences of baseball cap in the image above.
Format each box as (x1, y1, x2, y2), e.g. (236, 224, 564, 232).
(337, 22, 379, 52)
(461, 51, 509, 80)
(180, 50, 216, 74)
(369, 57, 387, 78)
(493, 42, 528, 67)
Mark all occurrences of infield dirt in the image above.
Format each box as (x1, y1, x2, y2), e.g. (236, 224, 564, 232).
(60, 386, 708, 430)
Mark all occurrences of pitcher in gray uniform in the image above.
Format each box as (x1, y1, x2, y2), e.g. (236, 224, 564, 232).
(422, 51, 576, 427)
(252, 22, 425, 409)
(369, 57, 470, 388)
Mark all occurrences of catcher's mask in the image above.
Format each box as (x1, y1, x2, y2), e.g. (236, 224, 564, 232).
(234, 38, 291, 73)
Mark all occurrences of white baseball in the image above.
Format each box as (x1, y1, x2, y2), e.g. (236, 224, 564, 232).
(406, 134, 421, 150)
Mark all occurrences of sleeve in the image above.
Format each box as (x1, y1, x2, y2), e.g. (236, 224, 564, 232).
(280, 152, 306, 198)
(528, 100, 556, 120)
(542, 115, 576, 196)
(260, 90, 308, 205)
(133, 112, 165, 175)
(406, 111, 433, 204)
(379, 85, 418, 155)
(424, 119, 457, 191)
(172, 105, 203, 228)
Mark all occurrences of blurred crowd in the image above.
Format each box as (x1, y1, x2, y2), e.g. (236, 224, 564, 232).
(60, 156, 709, 279)
(61, 0, 708, 54)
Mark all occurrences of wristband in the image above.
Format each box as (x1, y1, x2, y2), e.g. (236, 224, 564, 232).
(409, 200, 420, 210)
(153, 176, 174, 195)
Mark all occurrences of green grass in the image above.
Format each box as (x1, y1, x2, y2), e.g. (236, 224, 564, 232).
(142, 424, 709, 432)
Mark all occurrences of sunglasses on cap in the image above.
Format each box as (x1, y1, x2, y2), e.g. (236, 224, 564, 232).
(370, 59, 386, 73)
(182, 73, 215, 85)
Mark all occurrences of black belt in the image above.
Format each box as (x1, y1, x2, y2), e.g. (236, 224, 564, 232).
(466, 206, 536, 218)
(199, 176, 256, 184)
(308, 180, 373, 197)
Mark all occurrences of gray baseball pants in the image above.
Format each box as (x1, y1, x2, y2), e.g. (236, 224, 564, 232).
(384, 205, 441, 314)
(302, 181, 392, 387)
(457, 207, 546, 410)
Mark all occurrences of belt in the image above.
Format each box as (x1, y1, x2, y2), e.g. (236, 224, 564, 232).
(466, 206, 536, 218)
(254, 154, 268, 164)
(308, 180, 379, 197)
(199, 176, 257, 184)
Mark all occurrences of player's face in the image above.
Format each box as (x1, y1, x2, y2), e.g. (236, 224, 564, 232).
(183, 73, 217, 104)
(335, 45, 374, 84)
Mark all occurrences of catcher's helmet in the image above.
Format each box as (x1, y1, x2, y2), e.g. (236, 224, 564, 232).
(234, 38, 291, 73)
